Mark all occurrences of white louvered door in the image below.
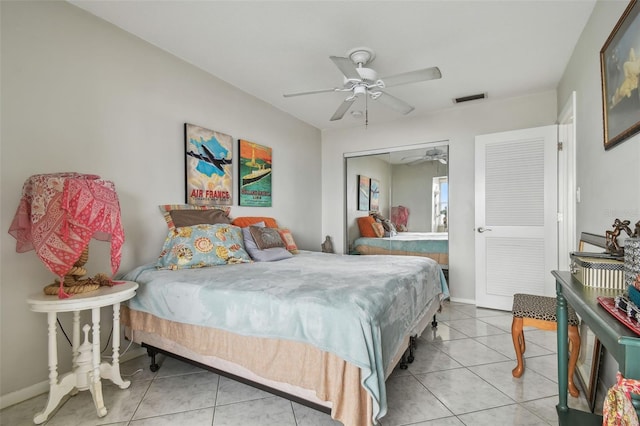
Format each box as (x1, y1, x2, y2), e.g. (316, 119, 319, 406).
(475, 125, 558, 310)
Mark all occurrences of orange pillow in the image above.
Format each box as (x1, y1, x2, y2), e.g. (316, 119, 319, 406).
(277, 228, 299, 254)
(231, 216, 278, 228)
(357, 216, 377, 238)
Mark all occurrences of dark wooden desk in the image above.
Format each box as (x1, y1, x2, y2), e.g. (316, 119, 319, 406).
(553, 271, 640, 425)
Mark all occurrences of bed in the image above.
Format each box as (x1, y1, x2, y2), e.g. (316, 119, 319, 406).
(353, 232, 449, 266)
(120, 250, 448, 426)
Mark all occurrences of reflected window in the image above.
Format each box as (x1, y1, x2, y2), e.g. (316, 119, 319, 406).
(432, 176, 448, 232)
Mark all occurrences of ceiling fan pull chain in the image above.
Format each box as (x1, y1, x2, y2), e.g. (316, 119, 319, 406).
(365, 91, 369, 128)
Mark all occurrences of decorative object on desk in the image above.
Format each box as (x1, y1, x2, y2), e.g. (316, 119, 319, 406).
(576, 321, 602, 413)
(602, 372, 640, 426)
(238, 139, 272, 207)
(628, 284, 640, 307)
(8, 173, 125, 298)
(185, 123, 233, 206)
(321, 235, 334, 253)
(598, 297, 640, 336)
(570, 253, 625, 290)
(600, 0, 640, 151)
(606, 218, 633, 256)
(624, 230, 640, 289)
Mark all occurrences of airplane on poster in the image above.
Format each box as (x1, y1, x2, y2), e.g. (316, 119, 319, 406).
(187, 144, 232, 173)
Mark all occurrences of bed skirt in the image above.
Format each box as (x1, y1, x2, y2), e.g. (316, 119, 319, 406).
(122, 294, 441, 426)
(122, 307, 373, 426)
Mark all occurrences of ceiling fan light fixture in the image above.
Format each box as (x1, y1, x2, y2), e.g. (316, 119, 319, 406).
(350, 110, 364, 118)
(353, 85, 367, 96)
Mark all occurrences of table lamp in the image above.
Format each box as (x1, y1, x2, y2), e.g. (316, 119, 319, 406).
(8, 173, 125, 298)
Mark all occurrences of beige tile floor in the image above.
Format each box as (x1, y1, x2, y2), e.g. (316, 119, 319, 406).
(0, 301, 591, 425)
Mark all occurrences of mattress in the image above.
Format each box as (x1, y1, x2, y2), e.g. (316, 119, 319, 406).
(354, 232, 449, 264)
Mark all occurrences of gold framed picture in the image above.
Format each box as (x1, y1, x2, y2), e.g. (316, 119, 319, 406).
(600, 0, 640, 150)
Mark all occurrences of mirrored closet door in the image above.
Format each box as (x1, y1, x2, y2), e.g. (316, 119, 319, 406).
(344, 142, 449, 267)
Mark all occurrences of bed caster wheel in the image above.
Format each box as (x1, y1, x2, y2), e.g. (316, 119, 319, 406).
(407, 355, 414, 363)
(150, 363, 159, 372)
(399, 363, 408, 370)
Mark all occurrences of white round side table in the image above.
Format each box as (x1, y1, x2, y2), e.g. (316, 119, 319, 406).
(26, 281, 138, 424)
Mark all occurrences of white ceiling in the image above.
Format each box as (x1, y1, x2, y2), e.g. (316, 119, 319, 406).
(69, 1, 597, 131)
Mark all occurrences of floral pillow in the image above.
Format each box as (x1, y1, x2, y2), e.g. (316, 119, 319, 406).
(156, 223, 251, 270)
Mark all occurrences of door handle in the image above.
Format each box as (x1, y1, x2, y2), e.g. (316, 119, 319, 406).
(477, 227, 492, 233)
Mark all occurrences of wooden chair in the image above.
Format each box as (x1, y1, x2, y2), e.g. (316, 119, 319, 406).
(511, 293, 581, 397)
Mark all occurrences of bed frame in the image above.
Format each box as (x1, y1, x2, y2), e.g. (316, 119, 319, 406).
(142, 341, 333, 415)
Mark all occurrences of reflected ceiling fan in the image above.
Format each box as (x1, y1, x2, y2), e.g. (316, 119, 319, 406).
(283, 47, 441, 122)
(401, 148, 447, 165)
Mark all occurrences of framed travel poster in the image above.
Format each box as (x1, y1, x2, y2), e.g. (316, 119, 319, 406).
(185, 123, 233, 206)
(358, 175, 370, 211)
(239, 139, 272, 207)
(369, 178, 380, 211)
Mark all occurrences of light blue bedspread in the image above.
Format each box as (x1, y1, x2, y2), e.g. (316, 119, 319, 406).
(121, 251, 448, 422)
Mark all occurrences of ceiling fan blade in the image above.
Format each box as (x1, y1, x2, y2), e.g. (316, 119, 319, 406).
(407, 158, 428, 166)
(400, 155, 424, 162)
(382, 66, 442, 88)
(330, 56, 361, 80)
(330, 98, 356, 121)
(283, 88, 338, 98)
(375, 91, 414, 115)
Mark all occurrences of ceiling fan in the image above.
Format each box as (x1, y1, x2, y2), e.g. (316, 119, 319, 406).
(283, 47, 441, 122)
(401, 148, 448, 165)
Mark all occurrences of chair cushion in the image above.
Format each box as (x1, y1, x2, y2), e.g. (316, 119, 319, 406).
(512, 293, 579, 325)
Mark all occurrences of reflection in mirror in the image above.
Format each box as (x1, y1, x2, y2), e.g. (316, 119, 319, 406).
(344, 143, 449, 269)
(389, 146, 448, 233)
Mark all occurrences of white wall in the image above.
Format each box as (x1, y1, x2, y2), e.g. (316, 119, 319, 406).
(0, 1, 321, 403)
(558, 0, 640, 237)
(557, 0, 640, 403)
(322, 91, 558, 302)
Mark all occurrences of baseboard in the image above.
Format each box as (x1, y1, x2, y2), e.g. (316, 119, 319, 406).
(0, 380, 49, 411)
(0, 346, 147, 410)
(449, 296, 475, 305)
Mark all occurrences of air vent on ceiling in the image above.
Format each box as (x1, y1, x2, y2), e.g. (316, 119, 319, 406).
(453, 93, 487, 104)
